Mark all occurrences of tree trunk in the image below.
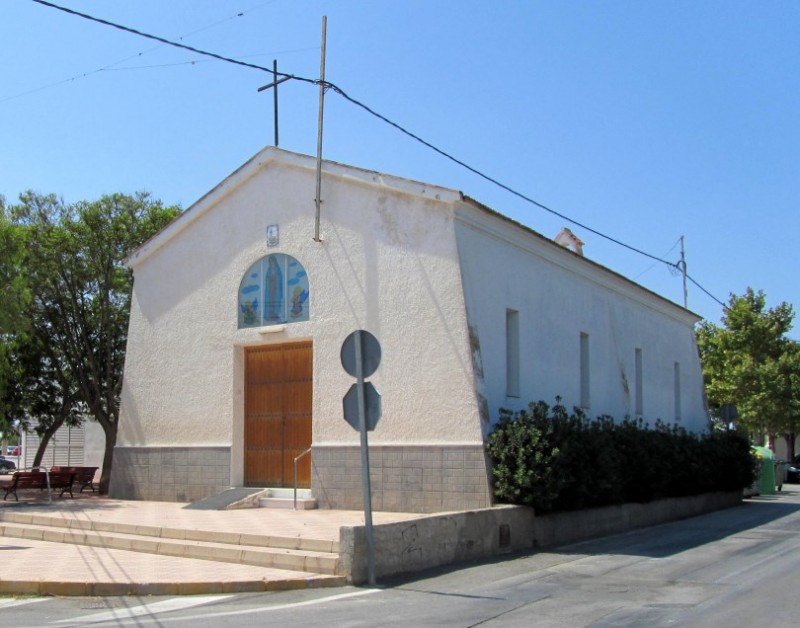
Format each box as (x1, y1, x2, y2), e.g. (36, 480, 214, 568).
(32, 416, 66, 470)
(98, 419, 117, 494)
(785, 432, 797, 461)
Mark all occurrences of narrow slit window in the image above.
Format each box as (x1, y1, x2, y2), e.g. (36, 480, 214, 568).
(635, 348, 643, 418)
(506, 309, 520, 398)
(580, 332, 590, 409)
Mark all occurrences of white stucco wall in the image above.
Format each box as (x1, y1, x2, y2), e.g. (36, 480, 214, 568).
(454, 203, 708, 433)
(118, 150, 486, 475)
(119, 145, 711, 498)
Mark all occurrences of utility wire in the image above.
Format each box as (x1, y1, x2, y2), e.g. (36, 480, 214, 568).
(30, 0, 312, 82)
(2, 2, 274, 104)
(100, 48, 320, 72)
(686, 274, 727, 308)
(30, 0, 677, 267)
(633, 237, 682, 280)
(328, 82, 680, 269)
(30, 0, 731, 309)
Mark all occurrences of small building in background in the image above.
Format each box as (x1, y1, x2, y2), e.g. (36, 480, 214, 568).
(21, 420, 104, 472)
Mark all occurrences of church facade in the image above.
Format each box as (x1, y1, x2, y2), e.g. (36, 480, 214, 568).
(110, 147, 708, 513)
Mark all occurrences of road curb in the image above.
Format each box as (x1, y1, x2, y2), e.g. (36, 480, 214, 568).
(0, 575, 346, 597)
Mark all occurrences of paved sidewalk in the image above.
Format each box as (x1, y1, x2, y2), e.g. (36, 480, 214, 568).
(0, 492, 424, 596)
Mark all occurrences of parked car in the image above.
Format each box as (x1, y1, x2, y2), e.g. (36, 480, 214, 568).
(0, 456, 16, 472)
(786, 456, 800, 483)
(6, 446, 19, 456)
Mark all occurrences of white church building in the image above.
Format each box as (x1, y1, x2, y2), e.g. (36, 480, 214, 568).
(110, 147, 709, 513)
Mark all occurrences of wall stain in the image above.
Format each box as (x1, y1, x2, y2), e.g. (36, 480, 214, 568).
(400, 524, 423, 566)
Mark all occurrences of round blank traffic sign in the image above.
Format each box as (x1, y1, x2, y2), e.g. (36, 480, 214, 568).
(341, 330, 381, 378)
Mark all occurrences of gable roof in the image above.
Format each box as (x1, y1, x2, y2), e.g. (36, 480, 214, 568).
(125, 146, 459, 268)
(125, 146, 700, 323)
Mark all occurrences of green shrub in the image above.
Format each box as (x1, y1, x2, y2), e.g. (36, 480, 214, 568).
(485, 400, 756, 513)
(485, 403, 566, 512)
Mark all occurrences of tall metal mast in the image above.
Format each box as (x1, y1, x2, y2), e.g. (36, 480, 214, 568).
(257, 18, 328, 242)
(313, 16, 327, 243)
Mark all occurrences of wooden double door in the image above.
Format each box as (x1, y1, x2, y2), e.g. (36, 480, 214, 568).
(244, 342, 312, 488)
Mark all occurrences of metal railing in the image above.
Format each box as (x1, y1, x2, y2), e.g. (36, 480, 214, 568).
(293, 448, 312, 510)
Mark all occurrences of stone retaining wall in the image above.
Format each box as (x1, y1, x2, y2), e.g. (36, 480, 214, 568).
(340, 492, 742, 584)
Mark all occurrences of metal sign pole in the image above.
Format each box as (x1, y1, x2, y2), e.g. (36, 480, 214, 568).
(354, 330, 376, 585)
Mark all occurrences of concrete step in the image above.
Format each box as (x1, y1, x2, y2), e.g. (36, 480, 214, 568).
(259, 497, 318, 510)
(0, 512, 340, 577)
(0, 510, 337, 553)
(259, 487, 318, 510)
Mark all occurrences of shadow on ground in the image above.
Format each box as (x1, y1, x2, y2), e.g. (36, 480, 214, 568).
(379, 487, 800, 589)
(0, 492, 124, 511)
(552, 488, 800, 559)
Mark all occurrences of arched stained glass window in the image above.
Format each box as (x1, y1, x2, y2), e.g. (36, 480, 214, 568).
(238, 254, 309, 328)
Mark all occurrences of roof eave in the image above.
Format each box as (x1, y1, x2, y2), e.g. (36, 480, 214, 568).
(459, 195, 703, 323)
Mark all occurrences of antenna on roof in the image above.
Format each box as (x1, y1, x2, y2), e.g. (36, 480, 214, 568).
(257, 18, 327, 242)
(679, 236, 688, 308)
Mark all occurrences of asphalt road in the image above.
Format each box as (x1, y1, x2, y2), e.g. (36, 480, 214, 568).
(5, 485, 800, 627)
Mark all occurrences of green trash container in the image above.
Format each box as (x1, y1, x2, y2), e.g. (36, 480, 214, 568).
(752, 446, 776, 495)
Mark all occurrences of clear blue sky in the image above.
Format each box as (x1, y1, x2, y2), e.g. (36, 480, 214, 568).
(2, 1, 798, 335)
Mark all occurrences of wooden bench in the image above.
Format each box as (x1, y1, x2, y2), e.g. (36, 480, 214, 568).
(0, 471, 75, 501)
(51, 466, 98, 493)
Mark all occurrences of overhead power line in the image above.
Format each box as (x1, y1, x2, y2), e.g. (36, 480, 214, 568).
(29, 0, 729, 310)
(633, 237, 682, 281)
(30, 0, 311, 82)
(29, 1, 672, 263)
(95, 49, 320, 72)
(686, 274, 727, 308)
(2, 2, 277, 104)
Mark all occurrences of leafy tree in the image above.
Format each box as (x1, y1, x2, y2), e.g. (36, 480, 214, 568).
(697, 288, 800, 455)
(773, 343, 800, 457)
(0, 199, 32, 452)
(2, 328, 84, 468)
(6, 192, 180, 491)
